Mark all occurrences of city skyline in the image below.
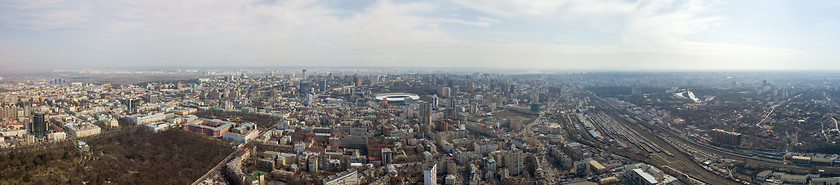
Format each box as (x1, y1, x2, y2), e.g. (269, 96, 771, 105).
(1, 0, 838, 72)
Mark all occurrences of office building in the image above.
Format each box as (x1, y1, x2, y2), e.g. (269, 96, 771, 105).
(30, 113, 48, 138)
(300, 82, 311, 95)
(530, 103, 541, 113)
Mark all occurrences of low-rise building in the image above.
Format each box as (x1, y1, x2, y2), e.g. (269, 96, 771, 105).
(64, 122, 101, 138)
(223, 122, 259, 143)
(184, 118, 236, 137)
(127, 113, 175, 125)
(145, 121, 177, 132)
(323, 169, 359, 185)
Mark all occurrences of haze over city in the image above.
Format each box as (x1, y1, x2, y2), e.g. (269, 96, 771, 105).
(1, 0, 839, 73)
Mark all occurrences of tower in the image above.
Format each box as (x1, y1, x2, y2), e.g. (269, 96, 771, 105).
(420, 102, 432, 125)
(31, 113, 47, 138)
(302, 69, 307, 80)
(320, 78, 327, 92)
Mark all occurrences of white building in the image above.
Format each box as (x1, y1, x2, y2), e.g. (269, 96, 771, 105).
(127, 113, 175, 125)
(323, 169, 359, 185)
(145, 121, 177, 132)
(0, 129, 27, 137)
(64, 122, 101, 138)
(424, 164, 437, 185)
(223, 122, 259, 143)
(48, 132, 66, 141)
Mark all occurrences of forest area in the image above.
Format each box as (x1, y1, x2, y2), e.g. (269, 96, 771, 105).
(0, 128, 233, 184)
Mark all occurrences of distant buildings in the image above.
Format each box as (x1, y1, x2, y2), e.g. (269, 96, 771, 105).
(437, 86, 451, 97)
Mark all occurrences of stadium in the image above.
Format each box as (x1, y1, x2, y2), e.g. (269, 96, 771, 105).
(374, 93, 420, 105)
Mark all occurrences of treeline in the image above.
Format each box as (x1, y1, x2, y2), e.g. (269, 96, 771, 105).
(0, 144, 77, 183)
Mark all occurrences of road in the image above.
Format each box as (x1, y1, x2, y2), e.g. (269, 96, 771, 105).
(522, 101, 555, 143)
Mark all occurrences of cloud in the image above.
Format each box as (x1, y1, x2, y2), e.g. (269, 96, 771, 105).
(0, 0, 820, 71)
(0, 0, 93, 30)
(448, 0, 808, 68)
(438, 18, 495, 27)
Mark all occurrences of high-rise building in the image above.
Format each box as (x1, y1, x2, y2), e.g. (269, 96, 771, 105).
(710, 129, 742, 146)
(356, 76, 364, 86)
(124, 98, 140, 113)
(424, 163, 437, 185)
(30, 113, 48, 138)
(302, 69, 307, 80)
(0, 105, 27, 121)
(420, 102, 432, 125)
(506, 150, 524, 176)
(308, 156, 319, 174)
(437, 86, 451, 97)
(381, 148, 392, 165)
(320, 79, 327, 92)
(300, 82, 311, 95)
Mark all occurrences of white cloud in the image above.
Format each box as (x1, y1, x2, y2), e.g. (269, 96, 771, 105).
(447, 0, 808, 69)
(0, 0, 819, 71)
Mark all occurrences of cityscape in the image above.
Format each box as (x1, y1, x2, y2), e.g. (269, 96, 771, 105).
(2, 0, 840, 185)
(2, 70, 840, 185)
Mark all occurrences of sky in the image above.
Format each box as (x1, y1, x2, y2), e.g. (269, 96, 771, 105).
(0, 0, 838, 73)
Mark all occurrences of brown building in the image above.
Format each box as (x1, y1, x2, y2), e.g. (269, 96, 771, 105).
(710, 129, 741, 146)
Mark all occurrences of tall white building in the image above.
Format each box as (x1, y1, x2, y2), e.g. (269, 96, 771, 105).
(424, 163, 437, 185)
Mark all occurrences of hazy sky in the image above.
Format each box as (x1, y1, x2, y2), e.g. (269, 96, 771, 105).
(1, 0, 838, 72)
